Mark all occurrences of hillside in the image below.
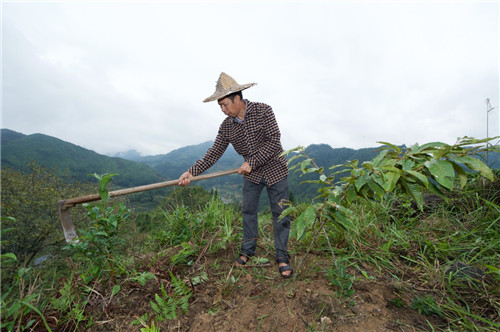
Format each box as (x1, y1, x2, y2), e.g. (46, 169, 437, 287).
(1, 129, 163, 188)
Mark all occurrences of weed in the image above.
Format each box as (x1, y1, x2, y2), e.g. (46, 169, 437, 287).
(325, 261, 355, 299)
(389, 297, 406, 308)
(411, 295, 443, 317)
(126, 270, 156, 286)
(170, 242, 197, 266)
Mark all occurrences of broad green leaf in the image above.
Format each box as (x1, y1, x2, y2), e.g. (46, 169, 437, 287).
(1, 253, 17, 262)
(402, 159, 415, 171)
(291, 205, 316, 241)
(452, 155, 495, 181)
(367, 178, 386, 197)
(378, 158, 397, 168)
(408, 143, 420, 153)
(403, 170, 429, 188)
(372, 149, 389, 167)
(354, 172, 368, 192)
(417, 141, 448, 151)
(372, 173, 386, 191)
(451, 161, 468, 188)
(112, 285, 121, 296)
(400, 181, 424, 211)
(346, 184, 358, 204)
(385, 171, 401, 192)
(424, 159, 455, 190)
(377, 141, 402, 153)
(300, 159, 313, 173)
(362, 161, 374, 171)
(351, 168, 362, 177)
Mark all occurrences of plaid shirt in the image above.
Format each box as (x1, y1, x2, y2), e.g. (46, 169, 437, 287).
(189, 100, 289, 186)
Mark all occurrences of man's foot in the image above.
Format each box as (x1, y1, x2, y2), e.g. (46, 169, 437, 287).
(278, 262, 293, 278)
(235, 254, 250, 266)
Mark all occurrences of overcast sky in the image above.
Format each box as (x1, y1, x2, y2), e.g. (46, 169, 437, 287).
(2, 1, 499, 157)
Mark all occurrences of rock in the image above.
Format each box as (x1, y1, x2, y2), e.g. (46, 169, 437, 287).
(321, 316, 332, 325)
(372, 308, 382, 316)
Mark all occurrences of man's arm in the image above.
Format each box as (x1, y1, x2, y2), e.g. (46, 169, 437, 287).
(178, 124, 230, 184)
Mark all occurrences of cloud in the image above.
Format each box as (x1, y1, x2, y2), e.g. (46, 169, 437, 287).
(2, 2, 498, 156)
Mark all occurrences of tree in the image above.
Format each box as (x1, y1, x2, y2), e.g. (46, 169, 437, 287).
(1, 163, 91, 268)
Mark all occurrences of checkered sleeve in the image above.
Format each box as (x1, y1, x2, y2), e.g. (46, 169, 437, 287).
(188, 126, 229, 176)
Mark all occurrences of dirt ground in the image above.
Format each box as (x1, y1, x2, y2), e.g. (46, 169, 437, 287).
(76, 247, 445, 332)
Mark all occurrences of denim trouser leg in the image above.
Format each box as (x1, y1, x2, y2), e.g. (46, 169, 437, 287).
(240, 179, 264, 257)
(240, 176, 291, 261)
(266, 177, 291, 262)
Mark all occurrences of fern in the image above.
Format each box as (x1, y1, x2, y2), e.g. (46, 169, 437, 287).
(150, 273, 192, 321)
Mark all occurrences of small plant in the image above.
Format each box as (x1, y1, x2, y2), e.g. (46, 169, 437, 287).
(127, 270, 156, 286)
(411, 295, 443, 317)
(132, 313, 160, 332)
(141, 319, 160, 332)
(170, 242, 196, 266)
(389, 297, 406, 308)
(325, 261, 355, 299)
(150, 271, 192, 321)
(191, 271, 208, 286)
(49, 273, 89, 329)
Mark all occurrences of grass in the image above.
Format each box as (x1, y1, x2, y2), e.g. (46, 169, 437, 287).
(1, 178, 499, 331)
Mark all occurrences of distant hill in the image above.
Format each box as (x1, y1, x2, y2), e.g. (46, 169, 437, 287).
(131, 142, 384, 203)
(2, 128, 498, 207)
(1, 129, 164, 188)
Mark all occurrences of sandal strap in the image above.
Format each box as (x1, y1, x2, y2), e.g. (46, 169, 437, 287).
(236, 253, 251, 265)
(279, 265, 292, 273)
(236, 257, 247, 265)
(276, 257, 289, 264)
(279, 264, 293, 278)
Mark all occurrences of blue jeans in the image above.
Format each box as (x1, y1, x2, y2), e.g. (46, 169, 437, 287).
(240, 176, 291, 262)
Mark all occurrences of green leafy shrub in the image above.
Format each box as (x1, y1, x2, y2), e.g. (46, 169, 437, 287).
(67, 173, 131, 282)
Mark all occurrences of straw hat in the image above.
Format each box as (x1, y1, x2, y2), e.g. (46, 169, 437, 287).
(203, 72, 256, 103)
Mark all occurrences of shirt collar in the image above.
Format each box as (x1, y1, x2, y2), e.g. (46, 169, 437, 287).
(233, 99, 248, 124)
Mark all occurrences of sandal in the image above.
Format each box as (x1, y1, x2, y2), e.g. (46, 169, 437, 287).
(279, 264, 293, 278)
(277, 257, 293, 278)
(235, 254, 251, 266)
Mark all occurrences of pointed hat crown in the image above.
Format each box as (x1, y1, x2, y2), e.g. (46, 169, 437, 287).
(203, 72, 256, 103)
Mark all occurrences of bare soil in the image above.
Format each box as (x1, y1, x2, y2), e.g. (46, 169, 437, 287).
(76, 246, 445, 332)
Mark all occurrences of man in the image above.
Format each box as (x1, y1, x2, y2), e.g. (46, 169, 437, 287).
(178, 72, 292, 278)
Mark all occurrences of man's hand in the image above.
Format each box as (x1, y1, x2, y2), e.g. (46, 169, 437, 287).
(178, 171, 193, 186)
(238, 161, 252, 175)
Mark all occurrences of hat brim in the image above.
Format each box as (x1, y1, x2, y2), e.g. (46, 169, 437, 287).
(203, 83, 256, 103)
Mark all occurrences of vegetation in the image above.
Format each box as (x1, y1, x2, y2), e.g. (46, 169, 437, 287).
(1, 136, 499, 331)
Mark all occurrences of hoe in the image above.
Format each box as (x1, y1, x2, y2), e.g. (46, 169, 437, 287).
(57, 168, 239, 243)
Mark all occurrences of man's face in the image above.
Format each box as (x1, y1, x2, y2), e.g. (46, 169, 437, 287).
(218, 97, 239, 117)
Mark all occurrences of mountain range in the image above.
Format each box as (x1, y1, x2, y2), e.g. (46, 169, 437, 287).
(2, 128, 498, 206)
